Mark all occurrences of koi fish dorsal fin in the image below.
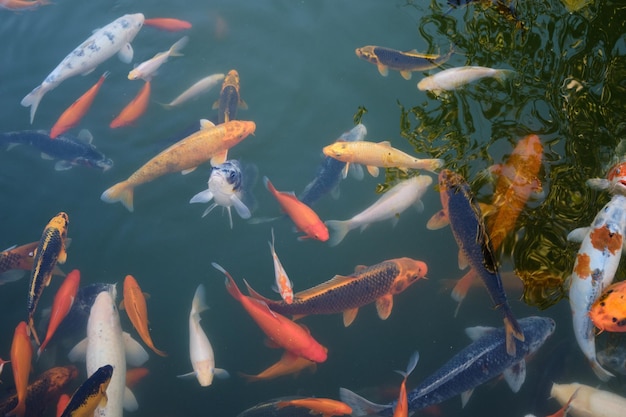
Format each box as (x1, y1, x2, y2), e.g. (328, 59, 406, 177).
(243, 279, 274, 303)
(200, 119, 215, 130)
(294, 274, 357, 299)
(353, 265, 368, 273)
(343, 308, 359, 327)
(377, 141, 392, 147)
(375, 295, 393, 320)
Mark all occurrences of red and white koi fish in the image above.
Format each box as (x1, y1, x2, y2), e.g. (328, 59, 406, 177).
(38, 269, 80, 357)
(567, 161, 626, 381)
(269, 228, 294, 304)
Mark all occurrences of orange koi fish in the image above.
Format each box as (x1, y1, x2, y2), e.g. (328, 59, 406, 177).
(213, 263, 328, 363)
(275, 398, 352, 417)
(264, 177, 329, 242)
(126, 367, 150, 389)
(28, 212, 70, 345)
(590, 280, 626, 332)
(247, 257, 427, 326)
(121, 274, 167, 356)
(428, 134, 543, 310)
(50, 72, 109, 138)
(0, 0, 49, 11)
(8, 322, 33, 417)
(56, 394, 70, 417)
(38, 269, 80, 357)
(102, 119, 255, 211)
(238, 350, 318, 383)
(268, 228, 294, 303)
(393, 351, 419, 417)
(110, 81, 151, 128)
(144, 18, 192, 31)
(1, 241, 66, 285)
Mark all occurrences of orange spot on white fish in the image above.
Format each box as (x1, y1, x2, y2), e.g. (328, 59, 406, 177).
(590, 226, 622, 255)
(574, 253, 592, 278)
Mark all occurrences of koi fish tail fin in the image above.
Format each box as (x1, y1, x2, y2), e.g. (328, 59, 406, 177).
(212, 262, 243, 301)
(395, 350, 419, 379)
(237, 371, 260, 383)
(422, 158, 445, 173)
(325, 220, 351, 247)
(503, 313, 525, 356)
(28, 317, 41, 346)
(590, 358, 614, 381)
(101, 181, 135, 212)
(494, 70, 516, 85)
(21, 85, 46, 124)
(191, 284, 209, 320)
(451, 270, 475, 304)
(169, 36, 189, 57)
(150, 345, 168, 358)
(339, 387, 388, 417)
(37, 337, 50, 359)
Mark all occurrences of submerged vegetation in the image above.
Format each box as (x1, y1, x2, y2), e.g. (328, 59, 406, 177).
(392, 0, 626, 308)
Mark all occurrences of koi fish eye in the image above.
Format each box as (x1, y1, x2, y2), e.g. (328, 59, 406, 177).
(229, 171, 237, 180)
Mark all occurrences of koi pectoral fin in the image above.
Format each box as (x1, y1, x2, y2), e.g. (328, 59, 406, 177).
(375, 295, 393, 320)
(343, 308, 359, 327)
(502, 360, 526, 393)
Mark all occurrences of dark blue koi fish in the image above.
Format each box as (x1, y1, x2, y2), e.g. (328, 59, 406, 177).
(341, 316, 555, 416)
(355, 46, 452, 80)
(0, 129, 113, 171)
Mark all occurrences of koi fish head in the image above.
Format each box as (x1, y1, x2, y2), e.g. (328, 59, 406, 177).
(222, 69, 241, 92)
(305, 222, 330, 242)
(355, 46, 380, 65)
(391, 258, 428, 294)
(322, 141, 351, 160)
(209, 160, 243, 193)
(607, 162, 626, 195)
(48, 212, 69, 235)
(589, 281, 626, 332)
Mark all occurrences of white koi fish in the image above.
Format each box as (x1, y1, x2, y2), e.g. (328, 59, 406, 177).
(128, 36, 189, 81)
(551, 382, 626, 417)
(268, 228, 294, 304)
(178, 284, 229, 386)
(162, 73, 225, 108)
(325, 175, 432, 246)
(68, 287, 149, 417)
(21, 14, 144, 124)
(417, 66, 514, 95)
(567, 161, 626, 381)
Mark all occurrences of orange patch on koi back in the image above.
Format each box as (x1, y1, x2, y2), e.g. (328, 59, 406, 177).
(590, 226, 622, 254)
(574, 253, 592, 278)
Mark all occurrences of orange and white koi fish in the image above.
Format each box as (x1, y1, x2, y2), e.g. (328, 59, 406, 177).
(567, 161, 626, 381)
(38, 269, 80, 357)
(28, 212, 70, 345)
(121, 274, 167, 357)
(50, 72, 109, 139)
(238, 350, 318, 383)
(551, 382, 626, 417)
(0, 0, 49, 11)
(110, 81, 151, 128)
(393, 351, 419, 417)
(264, 177, 329, 242)
(429, 134, 543, 309)
(589, 280, 626, 332)
(8, 322, 33, 417)
(213, 263, 328, 363)
(322, 140, 444, 178)
(268, 228, 294, 303)
(143, 18, 192, 31)
(275, 398, 352, 417)
(128, 36, 188, 81)
(0, 241, 66, 285)
(101, 119, 255, 211)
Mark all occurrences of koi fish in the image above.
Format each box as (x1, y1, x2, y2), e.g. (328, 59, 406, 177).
(28, 212, 70, 345)
(236, 397, 316, 417)
(213, 69, 247, 123)
(101, 119, 255, 211)
(567, 161, 626, 381)
(128, 36, 188, 81)
(550, 382, 626, 417)
(162, 73, 225, 108)
(0, 241, 66, 285)
(178, 284, 229, 386)
(589, 280, 626, 332)
(58, 364, 113, 417)
(56, 395, 70, 417)
(268, 228, 294, 303)
(121, 275, 167, 357)
(110, 81, 151, 128)
(299, 124, 367, 207)
(0, 129, 113, 171)
(0, 366, 78, 417)
(38, 269, 81, 357)
(325, 175, 432, 246)
(246, 257, 427, 326)
(21, 14, 144, 124)
(143, 18, 192, 31)
(50, 72, 109, 138)
(0, 0, 49, 11)
(213, 263, 328, 363)
(190, 160, 252, 228)
(341, 316, 555, 416)
(417, 66, 514, 95)
(263, 177, 329, 242)
(437, 170, 524, 356)
(322, 140, 444, 177)
(393, 352, 419, 417)
(8, 322, 33, 417)
(275, 398, 352, 417)
(355, 45, 452, 80)
(238, 350, 318, 383)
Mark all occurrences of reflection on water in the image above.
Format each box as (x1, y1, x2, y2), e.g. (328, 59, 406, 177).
(399, 0, 626, 308)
